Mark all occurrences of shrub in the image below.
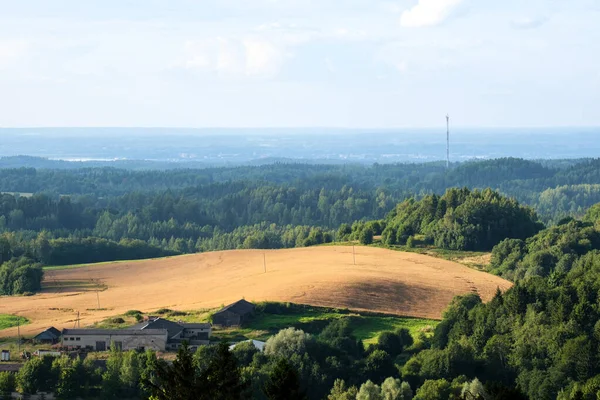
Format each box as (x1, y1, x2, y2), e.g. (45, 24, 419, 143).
(359, 228, 374, 245)
(168, 310, 187, 317)
(109, 317, 125, 324)
(265, 328, 312, 359)
(0, 372, 16, 395)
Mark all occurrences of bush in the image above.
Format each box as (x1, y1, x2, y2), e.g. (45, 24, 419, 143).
(124, 310, 143, 316)
(155, 308, 172, 315)
(406, 236, 415, 248)
(0, 257, 44, 296)
(414, 379, 451, 400)
(168, 310, 187, 317)
(0, 371, 16, 395)
(109, 317, 125, 324)
(359, 228, 374, 245)
(265, 328, 312, 359)
(255, 302, 298, 315)
(376, 328, 413, 357)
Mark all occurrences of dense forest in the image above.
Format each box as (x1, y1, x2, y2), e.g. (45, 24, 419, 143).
(2, 157, 600, 221)
(400, 209, 600, 400)
(367, 188, 541, 251)
(2, 157, 600, 294)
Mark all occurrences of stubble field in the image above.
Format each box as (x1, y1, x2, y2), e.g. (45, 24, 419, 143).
(0, 246, 511, 337)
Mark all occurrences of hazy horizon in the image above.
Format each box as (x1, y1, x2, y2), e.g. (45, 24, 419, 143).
(1, 127, 599, 164)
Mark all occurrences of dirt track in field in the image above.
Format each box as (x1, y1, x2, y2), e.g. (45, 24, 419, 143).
(0, 246, 512, 337)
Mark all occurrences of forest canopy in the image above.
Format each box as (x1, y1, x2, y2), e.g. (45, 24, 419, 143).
(378, 188, 543, 251)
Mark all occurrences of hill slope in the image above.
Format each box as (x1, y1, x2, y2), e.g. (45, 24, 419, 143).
(0, 246, 511, 337)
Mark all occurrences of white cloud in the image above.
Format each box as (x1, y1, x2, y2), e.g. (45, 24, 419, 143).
(0, 39, 29, 67)
(182, 37, 284, 77)
(400, 0, 465, 28)
(511, 16, 549, 30)
(394, 61, 408, 72)
(243, 38, 284, 75)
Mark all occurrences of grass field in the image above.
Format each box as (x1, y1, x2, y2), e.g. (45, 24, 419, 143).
(0, 246, 510, 338)
(89, 302, 437, 346)
(369, 235, 492, 271)
(0, 314, 29, 331)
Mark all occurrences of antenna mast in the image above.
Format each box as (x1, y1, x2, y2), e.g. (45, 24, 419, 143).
(446, 114, 450, 169)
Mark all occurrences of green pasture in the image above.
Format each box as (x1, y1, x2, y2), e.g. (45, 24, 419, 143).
(0, 314, 29, 331)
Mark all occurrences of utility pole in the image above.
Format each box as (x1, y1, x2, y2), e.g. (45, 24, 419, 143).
(263, 253, 266, 273)
(352, 245, 356, 265)
(97, 290, 101, 309)
(446, 114, 450, 169)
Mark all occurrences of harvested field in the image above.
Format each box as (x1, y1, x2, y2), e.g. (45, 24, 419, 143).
(0, 246, 512, 337)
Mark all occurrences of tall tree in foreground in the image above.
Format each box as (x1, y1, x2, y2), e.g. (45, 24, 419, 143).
(263, 358, 306, 400)
(201, 342, 247, 400)
(146, 343, 205, 400)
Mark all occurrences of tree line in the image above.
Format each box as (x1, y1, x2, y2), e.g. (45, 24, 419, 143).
(3, 158, 600, 221)
(339, 188, 543, 252)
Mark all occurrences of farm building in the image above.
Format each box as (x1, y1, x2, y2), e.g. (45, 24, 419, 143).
(212, 299, 255, 327)
(34, 327, 61, 344)
(60, 318, 212, 352)
(137, 318, 212, 350)
(62, 328, 168, 351)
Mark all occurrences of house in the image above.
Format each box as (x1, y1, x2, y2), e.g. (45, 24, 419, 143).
(34, 327, 61, 344)
(61, 329, 168, 351)
(138, 318, 212, 350)
(212, 299, 256, 327)
(59, 318, 212, 352)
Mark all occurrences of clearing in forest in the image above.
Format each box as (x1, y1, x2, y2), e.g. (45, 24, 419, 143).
(0, 246, 511, 337)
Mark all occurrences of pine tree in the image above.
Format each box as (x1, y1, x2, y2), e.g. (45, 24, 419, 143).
(201, 342, 247, 400)
(145, 343, 204, 400)
(263, 358, 306, 400)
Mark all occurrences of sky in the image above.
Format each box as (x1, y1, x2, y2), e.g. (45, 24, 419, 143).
(0, 0, 599, 128)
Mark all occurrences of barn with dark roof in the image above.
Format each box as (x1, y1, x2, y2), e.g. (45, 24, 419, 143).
(212, 299, 255, 327)
(34, 327, 61, 344)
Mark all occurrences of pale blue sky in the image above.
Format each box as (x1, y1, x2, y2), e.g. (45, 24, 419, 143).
(0, 0, 598, 128)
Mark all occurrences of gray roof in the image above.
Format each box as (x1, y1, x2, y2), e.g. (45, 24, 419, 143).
(182, 323, 211, 329)
(62, 329, 167, 336)
(35, 327, 61, 339)
(214, 299, 255, 316)
(140, 318, 184, 339)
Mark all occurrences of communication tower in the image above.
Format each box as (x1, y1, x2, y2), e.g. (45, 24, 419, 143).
(446, 114, 450, 169)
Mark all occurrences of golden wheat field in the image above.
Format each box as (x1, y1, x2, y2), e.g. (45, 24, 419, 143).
(0, 246, 512, 337)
